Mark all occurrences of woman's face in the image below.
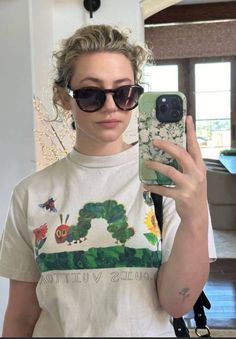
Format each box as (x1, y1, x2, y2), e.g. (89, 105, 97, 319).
(69, 52, 135, 155)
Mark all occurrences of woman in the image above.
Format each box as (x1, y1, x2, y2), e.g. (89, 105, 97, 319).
(0, 24, 216, 337)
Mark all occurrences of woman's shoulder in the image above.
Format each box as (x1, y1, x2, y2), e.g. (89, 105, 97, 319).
(14, 156, 68, 195)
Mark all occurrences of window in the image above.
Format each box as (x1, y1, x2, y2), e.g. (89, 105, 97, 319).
(195, 62, 231, 158)
(144, 64, 178, 91)
(144, 57, 236, 159)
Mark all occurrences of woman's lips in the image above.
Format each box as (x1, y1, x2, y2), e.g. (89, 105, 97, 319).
(97, 120, 120, 128)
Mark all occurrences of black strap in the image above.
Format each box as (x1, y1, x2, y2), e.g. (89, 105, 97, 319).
(150, 192, 163, 233)
(193, 291, 211, 337)
(150, 192, 211, 338)
(194, 291, 211, 328)
(173, 317, 190, 338)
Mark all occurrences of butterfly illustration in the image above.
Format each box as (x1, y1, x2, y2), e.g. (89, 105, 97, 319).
(39, 198, 57, 212)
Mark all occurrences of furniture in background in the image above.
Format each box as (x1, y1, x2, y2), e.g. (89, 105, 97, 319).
(219, 154, 236, 174)
(204, 158, 236, 230)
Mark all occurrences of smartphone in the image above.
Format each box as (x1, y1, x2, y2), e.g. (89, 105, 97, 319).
(138, 91, 187, 186)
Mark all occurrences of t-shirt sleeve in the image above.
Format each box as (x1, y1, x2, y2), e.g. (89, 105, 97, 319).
(161, 197, 217, 264)
(0, 187, 40, 282)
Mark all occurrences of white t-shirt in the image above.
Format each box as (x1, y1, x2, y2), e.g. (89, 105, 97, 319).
(0, 143, 216, 337)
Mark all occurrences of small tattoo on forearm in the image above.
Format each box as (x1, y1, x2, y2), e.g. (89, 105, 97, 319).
(179, 287, 190, 302)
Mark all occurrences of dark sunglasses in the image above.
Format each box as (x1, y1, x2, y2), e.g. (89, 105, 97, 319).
(67, 84, 144, 112)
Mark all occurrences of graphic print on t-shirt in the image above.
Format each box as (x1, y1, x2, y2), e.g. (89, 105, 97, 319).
(33, 199, 162, 272)
(33, 223, 48, 257)
(39, 197, 57, 212)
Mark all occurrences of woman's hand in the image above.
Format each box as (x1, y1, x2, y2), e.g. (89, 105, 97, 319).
(147, 115, 210, 317)
(144, 115, 208, 226)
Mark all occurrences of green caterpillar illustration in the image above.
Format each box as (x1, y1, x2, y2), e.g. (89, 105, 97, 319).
(55, 200, 135, 246)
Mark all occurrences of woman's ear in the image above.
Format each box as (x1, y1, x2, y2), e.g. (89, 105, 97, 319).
(58, 87, 71, 111)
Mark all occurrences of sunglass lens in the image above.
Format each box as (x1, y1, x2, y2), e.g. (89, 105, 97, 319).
(115, 86, 143, 110)
(76, 88, 105, 112)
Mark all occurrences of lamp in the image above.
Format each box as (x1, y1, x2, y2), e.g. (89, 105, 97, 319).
(83, 0, 101, 18)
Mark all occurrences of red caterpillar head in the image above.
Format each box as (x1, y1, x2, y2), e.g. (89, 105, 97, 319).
(55, 214, 69, 243)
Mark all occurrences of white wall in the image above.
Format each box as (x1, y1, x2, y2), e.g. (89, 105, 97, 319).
(0, 0, 36, 332)
(0, 0, 144, 333)
(53, 0, 144, 45)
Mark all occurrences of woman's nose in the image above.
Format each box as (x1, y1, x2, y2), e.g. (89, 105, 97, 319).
(102, 93, 118, 112)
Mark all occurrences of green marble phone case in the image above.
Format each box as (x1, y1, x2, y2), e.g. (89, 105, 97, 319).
(138, 91, 187, 186)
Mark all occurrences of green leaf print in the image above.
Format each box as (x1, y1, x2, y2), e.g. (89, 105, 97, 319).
(84, 254, 97, 268)
(144, 233, 157, 245)
(36, 246, 162, 271)
(37, 238, 47, 250)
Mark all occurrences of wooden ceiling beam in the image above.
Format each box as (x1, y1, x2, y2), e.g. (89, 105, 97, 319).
(145, 2, 236, 25)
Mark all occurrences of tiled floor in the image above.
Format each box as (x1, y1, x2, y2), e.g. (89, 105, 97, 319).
(185, 259, 236, 329)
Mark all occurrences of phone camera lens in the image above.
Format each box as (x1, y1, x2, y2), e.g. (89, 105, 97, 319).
(171, 110, 180, 119)
(160, 104, 168, 114)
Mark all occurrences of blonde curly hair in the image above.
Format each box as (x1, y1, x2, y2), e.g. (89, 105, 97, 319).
(52, 24, 153, 113)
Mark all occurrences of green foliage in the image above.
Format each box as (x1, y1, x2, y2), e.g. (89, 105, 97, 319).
(36, 246, 162, 271)
(220, 148, 236, 156)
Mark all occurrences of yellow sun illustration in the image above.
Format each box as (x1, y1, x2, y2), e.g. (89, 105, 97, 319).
(144, 209, 161, 237)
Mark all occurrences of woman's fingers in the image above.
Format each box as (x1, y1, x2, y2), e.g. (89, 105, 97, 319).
(152, 115, 206, 174)
(185, 115, 205, 167)
(144, 115, 208, 221)
(143, 183, 177, 199)
(152, 138, 197, 176)
(145, 160, 186, 187)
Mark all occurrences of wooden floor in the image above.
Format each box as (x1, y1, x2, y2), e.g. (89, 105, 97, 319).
(184, 259, 236, 329)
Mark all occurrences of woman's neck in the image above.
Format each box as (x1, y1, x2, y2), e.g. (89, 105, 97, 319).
(74, 138, 131, 156)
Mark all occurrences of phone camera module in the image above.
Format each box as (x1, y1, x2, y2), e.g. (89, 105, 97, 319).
(156, 94, 183, 123)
